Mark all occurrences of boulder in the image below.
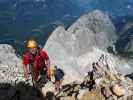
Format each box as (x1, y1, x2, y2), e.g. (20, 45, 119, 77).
(79, 89, 102, 100)
(77, 89, 88, 100)
(60, 96, 76, 100)
(127, 95, 133, 100)
(41, 81, 55, 96)
(112, 84, 125, 97)
(101, 87, 112, 99)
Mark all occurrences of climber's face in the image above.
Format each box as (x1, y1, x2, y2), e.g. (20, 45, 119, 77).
(29, 48, 36, 54)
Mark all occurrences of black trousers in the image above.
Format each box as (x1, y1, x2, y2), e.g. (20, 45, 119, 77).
(34, 67, 48, 89)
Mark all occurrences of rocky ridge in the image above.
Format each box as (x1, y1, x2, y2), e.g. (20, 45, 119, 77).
(44, 10, 133, 84)
(55, 56, 133, 100)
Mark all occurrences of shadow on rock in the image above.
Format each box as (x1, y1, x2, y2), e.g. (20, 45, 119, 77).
(126, 73, 133, 80)
(45, 91, 57, 100)
(0, 82, 44, 100)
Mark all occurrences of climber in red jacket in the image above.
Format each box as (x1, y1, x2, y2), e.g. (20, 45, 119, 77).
(23, 38, 50, 86)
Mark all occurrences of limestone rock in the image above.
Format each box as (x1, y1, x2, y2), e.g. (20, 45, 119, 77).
(112, 84, 125, 97)
(44, 10, 120, 84)
(127, 95, 133, 100)
(79, 89, 102, 100)
(41, 81, 55, 96)
(60, 96, 76, 100)
(0, 44, 24, 84)
(101, 87, 112, 99)
(77, 89, 89, 100)
(44, 10, 133, 99)
(44, 26, 85, 84)
(68, 10, 117, 43)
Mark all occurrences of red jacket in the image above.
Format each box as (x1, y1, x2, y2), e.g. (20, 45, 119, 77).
(23, 48, 50, 81)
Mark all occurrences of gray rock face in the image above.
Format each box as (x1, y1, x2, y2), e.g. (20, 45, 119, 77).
(127, 40, 133, 52)
(0, 44, 24, 84)
(117, 23, 133, 54)
(44, 10, 133, 84)
(68, 10, 117, 44)
(45, 10, 117, 56)
(45, 26, 84, 83)
(125, 39, 133, 53)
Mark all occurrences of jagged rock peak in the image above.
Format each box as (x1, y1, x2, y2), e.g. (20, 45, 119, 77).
(44, 10, 133, 84)
(68, 10, 117, 43)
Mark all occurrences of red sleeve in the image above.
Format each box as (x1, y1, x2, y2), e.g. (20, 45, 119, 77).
(23, 52, 30, 65)
(40, 50, 49, 60)
(40, 49, 50, 69)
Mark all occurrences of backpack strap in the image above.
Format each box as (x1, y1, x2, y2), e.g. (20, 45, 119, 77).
(35, 47, 47, 68)
(29, 53, 35, 74)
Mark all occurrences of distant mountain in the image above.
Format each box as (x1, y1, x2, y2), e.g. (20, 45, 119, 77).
(0, 0, 83, 54)
(0, 0, 83, 35)
(115, 23, 133, 58)
(110, 15, 133, 32)
(75, 0, 133, 16)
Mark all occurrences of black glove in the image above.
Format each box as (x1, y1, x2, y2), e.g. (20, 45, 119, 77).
(46, 75, 51, 81)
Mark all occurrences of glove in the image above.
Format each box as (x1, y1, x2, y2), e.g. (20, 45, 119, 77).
(46, 74, 51, 81)
(48, 77, 51, 81)
(25, 78, 30, 85)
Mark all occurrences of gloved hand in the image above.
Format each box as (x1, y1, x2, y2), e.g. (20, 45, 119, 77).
(25, 78, 30, 85)
(48, 77, 51, 81)
(46, 74, 51, 81)
(24, 73, 30, 80)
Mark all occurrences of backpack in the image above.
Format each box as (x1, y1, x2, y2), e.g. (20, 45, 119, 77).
(57, 68, 65, 77)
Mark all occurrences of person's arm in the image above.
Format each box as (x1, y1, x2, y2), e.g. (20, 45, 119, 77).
(23, 64, 29, 80)
(23, 53, 30, 80)
(45, 57, 51, 77)
(41, 50, 51, 77)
